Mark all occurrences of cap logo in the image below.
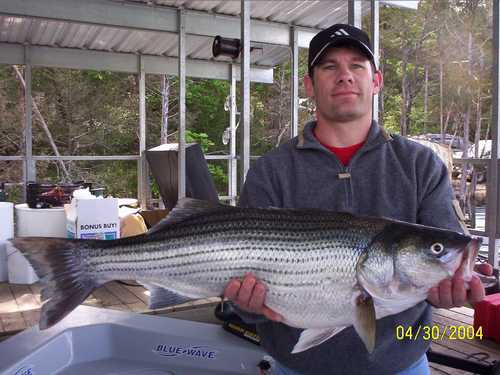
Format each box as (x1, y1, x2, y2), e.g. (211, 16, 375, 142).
(332, 29, 350, 37)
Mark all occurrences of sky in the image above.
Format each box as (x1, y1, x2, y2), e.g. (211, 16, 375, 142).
(382, 0, 419, 10)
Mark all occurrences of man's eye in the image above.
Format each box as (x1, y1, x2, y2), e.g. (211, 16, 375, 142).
(322, 64, 336, 70)
(352, 64, 364, 69)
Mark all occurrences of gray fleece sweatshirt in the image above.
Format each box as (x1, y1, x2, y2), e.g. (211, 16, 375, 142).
(238, 120, 462, 375)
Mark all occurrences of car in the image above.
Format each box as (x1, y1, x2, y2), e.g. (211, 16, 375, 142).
(469, 140, 491, 158)
(411, 134, 488, 183)
(465, 140, 491, 183)
(412, 133, 466, 152)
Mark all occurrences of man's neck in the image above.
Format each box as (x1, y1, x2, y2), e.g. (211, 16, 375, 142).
(314, 115, 372, 148)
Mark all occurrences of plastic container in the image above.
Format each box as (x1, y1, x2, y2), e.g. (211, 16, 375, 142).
(8, 204, 67, 284)
(15, 203, 67, 237)
(0, 202, 13, 282)
(473, 292, 500, 341)
(0, 306, 268, 375)
(6, 242, 38, 284)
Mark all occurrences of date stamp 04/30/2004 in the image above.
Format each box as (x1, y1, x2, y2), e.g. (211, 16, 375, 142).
(395, 324, 484, 341)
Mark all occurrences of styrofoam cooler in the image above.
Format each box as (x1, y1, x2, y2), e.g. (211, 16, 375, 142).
(0, 202, 14, 282)
(0, 242, 8, 282)
(6, 241, 38, 284)
(8, 204, 67, 284)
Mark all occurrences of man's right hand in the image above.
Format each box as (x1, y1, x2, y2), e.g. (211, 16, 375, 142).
(223, 273, 283, 322)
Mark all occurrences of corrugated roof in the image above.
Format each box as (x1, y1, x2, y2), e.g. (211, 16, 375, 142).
(0, 0, 418, 69)
(142, 0, 349, 29)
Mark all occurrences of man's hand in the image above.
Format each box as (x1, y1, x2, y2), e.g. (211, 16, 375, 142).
(427, 263, 494, 308)
(224, 273, 283, 322)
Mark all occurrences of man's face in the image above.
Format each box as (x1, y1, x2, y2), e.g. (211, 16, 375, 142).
(304, 46, 382, 124)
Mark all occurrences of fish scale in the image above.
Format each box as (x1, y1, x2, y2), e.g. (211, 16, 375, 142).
(12, 198, 478, 354)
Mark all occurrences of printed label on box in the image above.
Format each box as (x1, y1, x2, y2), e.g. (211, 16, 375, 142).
(66, 198, 120, 240)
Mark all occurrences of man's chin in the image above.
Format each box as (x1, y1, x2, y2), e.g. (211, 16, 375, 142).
(324, 111, 363, 123)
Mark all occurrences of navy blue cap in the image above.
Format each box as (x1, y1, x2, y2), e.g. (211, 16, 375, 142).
(308, 24, 376, 75)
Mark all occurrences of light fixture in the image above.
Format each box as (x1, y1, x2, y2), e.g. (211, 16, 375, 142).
(212, 36, 241, 59)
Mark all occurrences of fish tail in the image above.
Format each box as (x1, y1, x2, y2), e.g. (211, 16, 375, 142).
(11, 237, 98, 329)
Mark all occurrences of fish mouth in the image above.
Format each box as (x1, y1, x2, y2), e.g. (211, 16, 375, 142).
(459, 237, 481, 281)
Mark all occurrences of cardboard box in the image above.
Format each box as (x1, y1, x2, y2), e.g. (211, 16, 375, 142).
(139, 209, 169, 229)
(66, 198, 120, 240)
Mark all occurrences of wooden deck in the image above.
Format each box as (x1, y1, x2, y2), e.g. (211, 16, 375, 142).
(0, 281, 220, 338)
(430, 307, 500, 374)
(1, 281, 500, 374)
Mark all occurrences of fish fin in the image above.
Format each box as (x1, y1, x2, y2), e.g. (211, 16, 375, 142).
(291, 326, 347, 354)
(147, 198, 231, 235)
(10, 237, 99, 330)
(353, 294, 377, 354)
(40, 286, 50, 302)
(139, 282, 193, 309)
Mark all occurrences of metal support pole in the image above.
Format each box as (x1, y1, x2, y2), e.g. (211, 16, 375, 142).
(24, 46, 35, 194)
(178, 8, 186, 200)
(348, 0, 362, 28)
(229, 64, 238, 206)
(290, 26, 299, 139)
(138, 55, 148, 208)
(240, 0, 251, 189)
(487, 0, 500, 268)
(371, 0, 380, 123)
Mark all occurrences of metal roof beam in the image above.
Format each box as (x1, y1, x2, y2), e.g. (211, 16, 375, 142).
(0, 43, 273, 83)
(0, 0, 179, 33)
(0, 0, 320, 48)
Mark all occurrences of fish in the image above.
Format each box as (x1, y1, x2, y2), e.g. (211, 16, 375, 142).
(11, 198, 480, 354)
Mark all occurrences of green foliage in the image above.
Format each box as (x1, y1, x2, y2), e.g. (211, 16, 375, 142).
(207, 162, 228, 193)
(379, 0, 492, 139)
(382, 93, 402, 135)
(185, 129, 214, 151)
(186, 78, 230, 152)
(185, 129, 227, 190)
(0, 0, 495, 202)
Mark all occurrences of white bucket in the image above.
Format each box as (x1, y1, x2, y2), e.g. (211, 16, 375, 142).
(8, 204, 67, 284)
(0, 241, 7, 282)
(6, 241, 38, 284)
(0, 202, 14, 282)
(15, 203, 67, 237)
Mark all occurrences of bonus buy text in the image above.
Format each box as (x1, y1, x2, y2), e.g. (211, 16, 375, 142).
(80, 223, 117, 230)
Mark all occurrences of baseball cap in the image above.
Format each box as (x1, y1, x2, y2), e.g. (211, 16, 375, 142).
(308, 24, 376, 75)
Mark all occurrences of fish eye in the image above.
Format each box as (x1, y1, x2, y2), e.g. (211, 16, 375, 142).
(430, 242, 444, 255)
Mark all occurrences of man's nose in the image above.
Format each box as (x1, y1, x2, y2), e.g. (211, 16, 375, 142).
(336, 66, 354, 84)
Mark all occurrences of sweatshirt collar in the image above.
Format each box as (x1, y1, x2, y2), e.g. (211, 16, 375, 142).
(297, 120, 392, 151)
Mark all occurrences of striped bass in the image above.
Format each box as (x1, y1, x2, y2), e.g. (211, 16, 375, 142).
(12, 198, 480, 354)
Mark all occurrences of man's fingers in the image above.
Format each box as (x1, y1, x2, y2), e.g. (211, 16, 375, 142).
(247, 282, 266, 312)
(427, 287, 439, 306)
(475, 263, 494, 276)
(223, 275, 281, 320)
(468, 275, 486, 304)
(224, 279, 241, 300)
(452, 276, 467, 307)
(262, 306, 283, 322)
(236, 274, 257, 307)
(438, 279, 453, 308)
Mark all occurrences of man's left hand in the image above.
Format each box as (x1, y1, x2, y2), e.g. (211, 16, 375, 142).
(427, 263, 494, 308)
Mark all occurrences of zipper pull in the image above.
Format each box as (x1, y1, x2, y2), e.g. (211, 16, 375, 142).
(338, 167, 351, 179)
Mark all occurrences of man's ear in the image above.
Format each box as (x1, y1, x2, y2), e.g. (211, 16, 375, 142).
(304, 74, 314, 99)
(373, 70, 383, 95)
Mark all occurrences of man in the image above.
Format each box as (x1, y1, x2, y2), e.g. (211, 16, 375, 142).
(224, 24, 491, 374)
